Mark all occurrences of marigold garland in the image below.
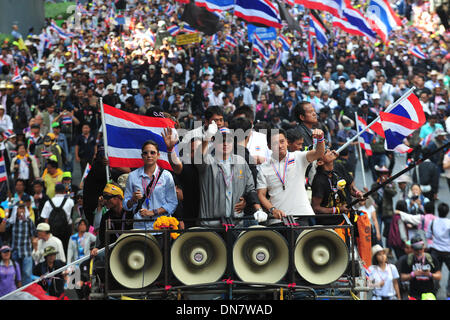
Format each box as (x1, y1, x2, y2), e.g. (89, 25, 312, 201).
(153, 216, 180, 239)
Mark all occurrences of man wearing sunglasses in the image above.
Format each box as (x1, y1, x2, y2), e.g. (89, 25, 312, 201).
(123, 140, 178, 230)
(91, 183, 133, 256)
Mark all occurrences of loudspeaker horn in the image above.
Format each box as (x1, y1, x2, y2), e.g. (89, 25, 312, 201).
(170, 228, 227, 285)
(109, 232, 163, 289)
(233, 226, 289, 284)
(294, 228, 349, 285)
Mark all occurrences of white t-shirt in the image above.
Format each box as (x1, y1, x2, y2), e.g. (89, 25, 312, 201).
(257, 151, 314, 224)
(368, 264, 399, 299)
(40, 194, 74, 225)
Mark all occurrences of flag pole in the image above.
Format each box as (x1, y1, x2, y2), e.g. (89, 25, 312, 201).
(355, 112, 367, 190)
(336, 86, 416, 154)
(99, 97, 111, 183)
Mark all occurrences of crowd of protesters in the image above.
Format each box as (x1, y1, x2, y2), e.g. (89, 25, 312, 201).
(0, 0, 449, 300)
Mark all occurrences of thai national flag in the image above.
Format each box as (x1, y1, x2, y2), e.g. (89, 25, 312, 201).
(62, 116, 73, 125)
(81, 163, 91, 182)
(295, 0, 343, 18)
(0, 58, 8, 71)
(408, 46, 428, 60)
(225, 35, 237, 48)
(256, 58, 265, 75)
(3, 129, 14, 140)
(164, 4, 176, 16)
(421, 133, 434, 148)
(0, 156, 7, 183)
(279, 34, 291, 52)
(12, 66, 22, 83)
(341, 5, 378, 43)
(49, 21, 75, 39)
(103, 103, 177, 170)
(181, 24, 196, 33)
(41, 149, 53, 158)
(307, 30, 316, 62)
(309, 14, 328, 48)
(167, 25, 181, 37)
(71, 43, 81, 60)
(194, 0, 235, 12)
(357, 116, 374, 156)
(332, 16, 367, 39)
(366, 0, 402, 43)
(253, 34, 270, 62)
(379, 91, 426, 153)
(234, 0, 282, 29)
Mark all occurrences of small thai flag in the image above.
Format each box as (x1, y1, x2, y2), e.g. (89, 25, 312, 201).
(409, 46, 428, 60)
(225, 35, 237, 48)
(41, 150, 52, 158)
(81, 163, 91, 182)
(164, 4, 176, 16)
(3, 129, 14, 139)
(279, 34, 291, 52)
(0, 156, 6, 182)
(62, 116, 73, 125)
(12, 66, 22, 83)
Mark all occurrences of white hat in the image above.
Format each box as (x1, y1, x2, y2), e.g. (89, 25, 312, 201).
(371, 244, 385, 257)
(131, 80, 139, 89)
(106, 84, 115, 90)
(360, 77, 368, 83)
(359, 99, 369, 106)
(36, 222, 50, 232)
(336, 64, 344, 70)
(41, 80, 50, 86)
(120, 79, 128, 86)
(371, 93, 380, 100)
(372, 61, 380, 67)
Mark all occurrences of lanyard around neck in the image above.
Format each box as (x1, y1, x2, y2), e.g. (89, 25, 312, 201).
(271, 153, 289, 190)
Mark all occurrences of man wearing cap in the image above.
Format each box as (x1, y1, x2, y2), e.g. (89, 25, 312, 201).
(0, 244, 22, 296)
(32, 246, 66, 297)
(195, 124, 266, 227)
(399, 236, 441, 300)
(31, 222, 66, 264)
(62, 171, 79, 199)
(92, 183, 133, 254)
(50, 122, 70, 170)
(35, 132, 64, 175)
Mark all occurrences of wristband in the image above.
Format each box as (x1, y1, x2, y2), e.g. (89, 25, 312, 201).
(317, 137, 325, 143)
(332, 207, 336, 214)
(410, 271, 415, 278)
(167, 148, 174, 153)
(336, 207, 340, 214)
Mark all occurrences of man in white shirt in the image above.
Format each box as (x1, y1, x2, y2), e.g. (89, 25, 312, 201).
(40, 183, 75, 252)
(208, 84, 225, 107)
(31, 222, 66, 264)
(318, 71, 336, 96)
(234, 82, 254, 109)
(257, 127, 325, 226)
(345, 73, 361, 91)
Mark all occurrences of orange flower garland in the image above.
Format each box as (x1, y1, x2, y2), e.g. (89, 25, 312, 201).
(153, 216, 180, 239)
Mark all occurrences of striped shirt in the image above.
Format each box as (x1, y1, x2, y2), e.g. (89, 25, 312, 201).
(7, 218, 36, 258)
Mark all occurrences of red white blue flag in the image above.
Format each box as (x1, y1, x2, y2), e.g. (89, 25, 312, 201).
(379, 91, 425, 153)
(357, 116, 374, 156)
(0, 156, 6, 182)
(234, 0, 282, 29)
(103, 103, 177, 170)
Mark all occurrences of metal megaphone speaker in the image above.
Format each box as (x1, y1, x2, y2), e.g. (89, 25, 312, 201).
(109, 232, 163, 289)
(232, 226, 289, 284)
(170, 228, 227, 285)
(294, 228, 349, 285)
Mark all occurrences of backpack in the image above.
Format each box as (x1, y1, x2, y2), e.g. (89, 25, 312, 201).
(48, 196, 69, 235)
(406, 252, 435, 269)
(387, 214, 403, 248)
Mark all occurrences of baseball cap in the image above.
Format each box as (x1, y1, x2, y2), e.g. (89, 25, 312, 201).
(103, 183, 124, 199)
(62, 171, 72, 179)
(0, 245, 11, 253)
(36, 223, 50, 232)
(411, 236, 425, 250)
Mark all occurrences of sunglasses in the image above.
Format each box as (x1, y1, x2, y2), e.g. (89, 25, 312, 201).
(142, 150, 157, 156)
(102, 194, 117, 200)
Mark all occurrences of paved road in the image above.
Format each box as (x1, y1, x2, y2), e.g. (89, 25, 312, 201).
(353, 151, 449, 300)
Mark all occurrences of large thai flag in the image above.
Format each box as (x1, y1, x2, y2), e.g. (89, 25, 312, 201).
(408, 46, 428, 60)
(366, 0, 402, 43)
(341, 6, 378, 43)
(0, 156, 7, 182)
(379, 91, 425, 153)
(194, 0, 235, 12)
(234, 0, 282, 29)
(332, 17, 366, 38)
(103, 103, 177, 170)
(295, 0, 343, 18)
(309, 14, 328, 48)
(357, 116, 374, 156)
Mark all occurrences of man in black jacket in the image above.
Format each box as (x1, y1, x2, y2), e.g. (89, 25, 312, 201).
(293, 101, 318, 149)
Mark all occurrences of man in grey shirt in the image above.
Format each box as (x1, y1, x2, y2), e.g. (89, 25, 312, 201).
(195, 122, 266, 227)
